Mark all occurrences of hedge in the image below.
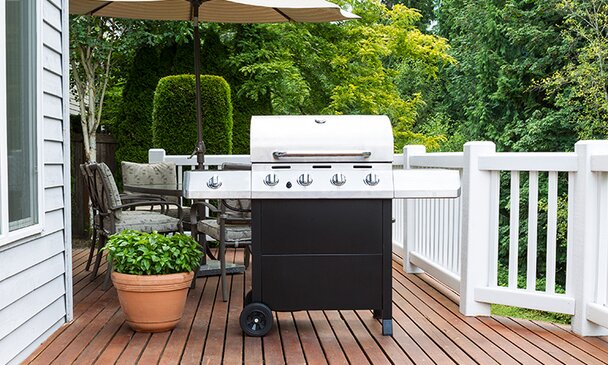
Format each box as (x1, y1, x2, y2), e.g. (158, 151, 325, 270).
(152, 75, 233, 155)
(115, 46, 161, 164)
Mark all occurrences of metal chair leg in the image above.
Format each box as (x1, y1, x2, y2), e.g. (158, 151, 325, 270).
(244, 245, 251, 269)
(102, 261, 112, 290)
(85, 227, 97, 271)
(220, 218, 228, 302)
(90, 234, 106, 281)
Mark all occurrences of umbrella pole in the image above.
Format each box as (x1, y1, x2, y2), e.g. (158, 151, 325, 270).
(192, 0, 206, 170)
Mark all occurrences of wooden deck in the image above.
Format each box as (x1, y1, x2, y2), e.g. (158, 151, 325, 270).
(24, 249, 608, 364)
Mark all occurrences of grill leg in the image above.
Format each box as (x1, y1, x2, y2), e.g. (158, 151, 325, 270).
(382, 319, 393, 336)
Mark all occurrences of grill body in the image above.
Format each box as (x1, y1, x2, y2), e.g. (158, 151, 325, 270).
(251, 199, 392, 334)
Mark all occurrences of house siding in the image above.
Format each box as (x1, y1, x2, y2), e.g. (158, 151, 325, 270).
(0, 0, 71, 362)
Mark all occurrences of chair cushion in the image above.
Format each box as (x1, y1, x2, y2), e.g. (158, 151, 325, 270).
(197, 219, 251, 244)
(115, 211, 181, 233)
(121, 161, 177, 186)
(223, 199, 251, 219)
(97, 163, 123, 219)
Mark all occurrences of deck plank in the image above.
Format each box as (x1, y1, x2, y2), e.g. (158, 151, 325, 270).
(22, 249, 608, 365)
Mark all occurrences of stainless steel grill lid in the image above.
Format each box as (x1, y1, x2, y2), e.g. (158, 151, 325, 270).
(249, 115, 394, 163)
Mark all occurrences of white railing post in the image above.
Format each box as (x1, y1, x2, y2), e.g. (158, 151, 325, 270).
(403, 145, 426, 274)
(148, 148, 166, 163)
(571, 141, 608, 336)
(459, 141, 495, 316)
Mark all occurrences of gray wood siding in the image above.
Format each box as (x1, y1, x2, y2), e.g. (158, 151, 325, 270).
(0, 0, 71, 362)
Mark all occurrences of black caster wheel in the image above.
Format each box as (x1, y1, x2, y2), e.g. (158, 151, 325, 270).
(244, 290, 253, 305)
(240, 302, 273, 337)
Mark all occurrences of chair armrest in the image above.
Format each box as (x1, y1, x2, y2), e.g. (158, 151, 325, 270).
(221, 215, 251, 225)
(120, 193, 167, 202)
(190, 201, 221, 226)
(112, 201, 182, 218)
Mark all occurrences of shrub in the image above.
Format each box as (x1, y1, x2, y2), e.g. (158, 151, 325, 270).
(103, 230, 203, 275)
(152, 75, 233, 155)
(115, 46, 162, 165)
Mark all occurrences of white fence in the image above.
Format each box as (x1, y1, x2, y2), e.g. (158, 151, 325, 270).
(150, 141, 608, 336)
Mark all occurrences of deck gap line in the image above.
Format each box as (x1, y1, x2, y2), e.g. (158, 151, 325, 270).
(133, 333, 153, 364)
(499, 316, 578, 365)
(273, 310, 289, 364)
(290, 311, 311, 365)
(391, 287, 466, 365)
(353, 310, 396, 365)
(47, 303, 107, 365)
(527, 319, 608, 363)
(338, 310, 377, 365)
(504, 317, 595, 365)
(394, 272, 500, 365)
(322, 310, 353, 365)
(306, 311, 330, 363)
(176, 274, 210, 365)
(200, 275, 220, 363)
(542, 320, 608, 357)
(112, 327, 136, 365)
(396, 273, 522, 365)
(221, 267, 235, 364)
(484, 316, 568, 365)
(400, 269, 532, 364)
(89, 309, 127, 365)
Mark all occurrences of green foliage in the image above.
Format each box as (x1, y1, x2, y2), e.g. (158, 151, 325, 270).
(492, 304, 571, 324)
(541, 0, 608, 139)
(434, 0, 571, 152)
(152, 75, 233, 155)
(115, 46, 162, 165)
(103, 230, 203, 275)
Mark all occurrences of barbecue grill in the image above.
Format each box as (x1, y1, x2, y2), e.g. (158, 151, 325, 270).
(183, 115, 460, 337)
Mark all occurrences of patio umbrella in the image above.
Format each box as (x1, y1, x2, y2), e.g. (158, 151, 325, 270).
(70, 0, 359, 169)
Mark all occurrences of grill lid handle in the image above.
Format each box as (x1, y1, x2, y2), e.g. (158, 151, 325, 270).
(272, 151, 372, 159)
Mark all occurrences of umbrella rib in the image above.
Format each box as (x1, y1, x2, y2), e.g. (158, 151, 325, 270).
(273, 8, 293, 22)
(87, 2, 112, 16)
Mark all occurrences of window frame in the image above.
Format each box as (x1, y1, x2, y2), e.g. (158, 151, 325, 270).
(0, 0, 45, 247)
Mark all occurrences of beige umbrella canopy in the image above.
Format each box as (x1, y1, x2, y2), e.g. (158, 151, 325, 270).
(70, 0, 359, 168)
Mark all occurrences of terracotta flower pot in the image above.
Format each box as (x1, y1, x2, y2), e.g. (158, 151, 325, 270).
(112, 271, 194, 332)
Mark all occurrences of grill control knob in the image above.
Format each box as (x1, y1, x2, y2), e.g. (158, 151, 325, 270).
(297, 174, 313, 187)
(207, 175, 222, 189)
(263, 173, 279, 187)
(364, 173, 380, 186)
(330, 173, 347, 186)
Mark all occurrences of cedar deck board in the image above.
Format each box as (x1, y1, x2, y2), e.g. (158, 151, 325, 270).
(23, 249, 608, 365)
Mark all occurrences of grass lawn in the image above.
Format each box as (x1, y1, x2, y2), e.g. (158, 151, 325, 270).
(492, 304, 571, 324)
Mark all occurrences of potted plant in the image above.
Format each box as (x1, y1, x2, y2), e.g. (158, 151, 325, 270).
(103, 230, 203, 332)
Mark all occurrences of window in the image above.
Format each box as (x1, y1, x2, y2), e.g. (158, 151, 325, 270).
(0, 0, 43, 243)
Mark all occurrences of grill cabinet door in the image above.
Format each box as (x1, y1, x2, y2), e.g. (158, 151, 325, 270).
(252, 199, 390, 311)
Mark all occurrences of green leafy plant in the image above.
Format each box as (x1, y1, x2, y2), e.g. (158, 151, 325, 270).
(103, 230, 203, 275)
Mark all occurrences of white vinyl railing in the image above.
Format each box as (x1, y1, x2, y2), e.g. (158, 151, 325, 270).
(150, 141, 608, 336)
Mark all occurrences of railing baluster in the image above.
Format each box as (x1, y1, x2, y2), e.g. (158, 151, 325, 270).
(509, 171, 520, 288)
(489, 171, 500, 287)
(546, 171, 558, 294)
(527, 171, 539, 291)
(566, 172, 575, 294)
(597, 173, 608, 305)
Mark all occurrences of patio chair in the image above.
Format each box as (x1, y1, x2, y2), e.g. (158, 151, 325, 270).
(190, 162, 252, 301)
(82, 162, 183, 288)
(80, 163, 168, 273)
(121, 161, 190, 225)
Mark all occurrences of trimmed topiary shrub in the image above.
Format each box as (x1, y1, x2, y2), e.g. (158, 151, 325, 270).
(152, 75, 233, 155)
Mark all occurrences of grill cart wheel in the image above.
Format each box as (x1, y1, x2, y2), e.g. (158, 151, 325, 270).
(240, 302, 273, 337)
(244, 290, 253, 305)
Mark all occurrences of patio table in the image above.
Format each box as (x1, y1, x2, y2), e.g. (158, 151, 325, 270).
(123, 183, 246, 277)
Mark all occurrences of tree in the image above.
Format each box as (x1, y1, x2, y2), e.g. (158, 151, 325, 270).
(70, 16, 121, 162)
(70, 17, 187, 162)
(542, 0, 608, 139)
